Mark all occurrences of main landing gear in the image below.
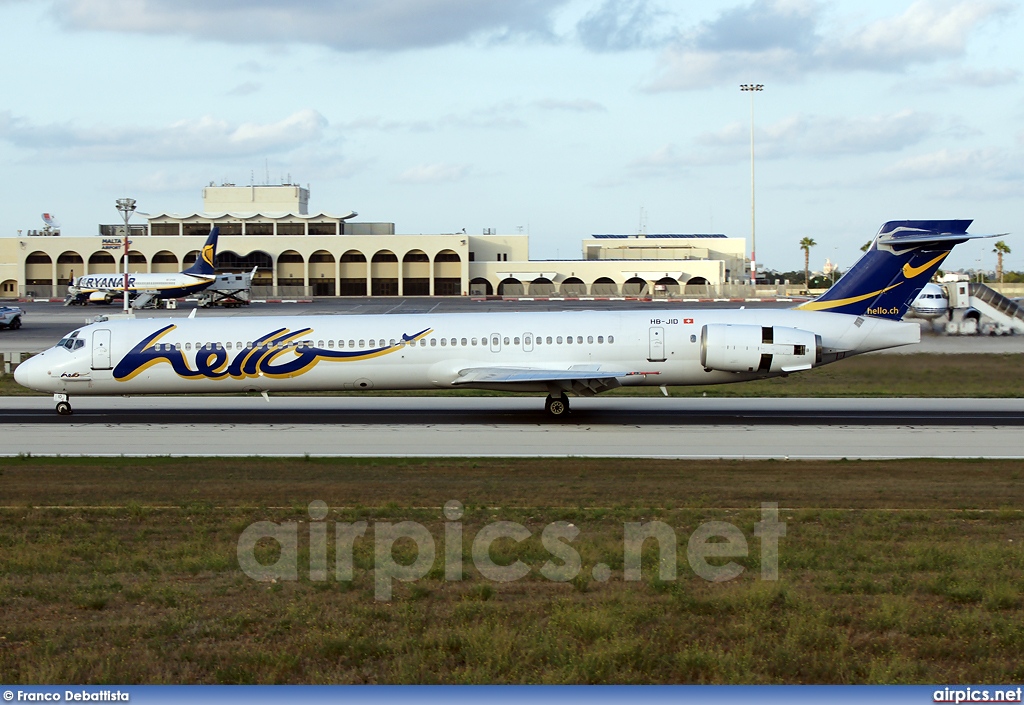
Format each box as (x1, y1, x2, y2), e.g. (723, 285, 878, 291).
(544, 392, 570, 418)
(54, 393, 72, 416)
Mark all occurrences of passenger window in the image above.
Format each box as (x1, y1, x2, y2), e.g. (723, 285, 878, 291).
(328, 340, 335, 349)
(577, 336, 583, 344)
(441, 338, 447, 346)
(237, 342, 242, 349)
(503, 337, 510, 345)
(587, 336, 593, 344)
(431, 339, 437, 347)
(556, 336, 563, 344)
(472, 338, 477, 346)
(390, 339, 396, 346)
(461, 338, 467, 346)
(492, 336, 499, 346)
(566, 336, 573, 344)
(450, 338, 457, 347)
(598, 336, 604, 344)
(185, 343, 191, 351)
(419, 339, 426, 347)
(690, 334, 697, 343)
(609, 335, 615, 344)
(359, 340, 365, 347)
(318, 340, 324, 348)
(546, 337, 553, 344)
(524, 334, 532, 345)
(514, 337, 521, 345)
(349, 340, 355, 348)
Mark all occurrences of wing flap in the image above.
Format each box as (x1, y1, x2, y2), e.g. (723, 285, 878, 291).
(452, 366, 658, 397)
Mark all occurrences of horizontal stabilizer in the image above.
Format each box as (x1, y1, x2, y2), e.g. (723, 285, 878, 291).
(878, 221, 1000, 249)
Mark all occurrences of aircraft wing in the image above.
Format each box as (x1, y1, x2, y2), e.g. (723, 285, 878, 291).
(452, 366, 658, 396)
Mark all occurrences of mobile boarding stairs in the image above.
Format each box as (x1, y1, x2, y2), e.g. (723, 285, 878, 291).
(946, 281, 1024, 334)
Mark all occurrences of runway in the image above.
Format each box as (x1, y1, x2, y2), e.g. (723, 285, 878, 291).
(1, 396, 1021, 459)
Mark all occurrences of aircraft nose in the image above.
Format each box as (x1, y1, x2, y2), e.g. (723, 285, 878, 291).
(13, 354, 47, 391)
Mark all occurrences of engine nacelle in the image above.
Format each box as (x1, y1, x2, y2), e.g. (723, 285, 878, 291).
(700, 324, 821, 374)
(88, 291, 113, 303)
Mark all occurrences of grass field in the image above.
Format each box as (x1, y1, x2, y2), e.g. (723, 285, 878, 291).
(1, 457, 1022, 684)
(0, 353, 1022, 397)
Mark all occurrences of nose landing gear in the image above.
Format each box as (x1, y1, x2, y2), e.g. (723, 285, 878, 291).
(544, 392, 570, 418)
(54, 393, 72, 416)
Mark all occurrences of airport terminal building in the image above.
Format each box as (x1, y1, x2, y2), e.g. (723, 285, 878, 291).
(1, 184, 749, 299)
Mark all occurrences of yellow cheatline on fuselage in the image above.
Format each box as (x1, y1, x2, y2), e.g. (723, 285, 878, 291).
(901, 252, 949, 279)
(796, 283, 902, 312)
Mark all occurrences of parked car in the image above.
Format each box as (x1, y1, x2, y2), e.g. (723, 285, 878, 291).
(0, 306, 24, 330)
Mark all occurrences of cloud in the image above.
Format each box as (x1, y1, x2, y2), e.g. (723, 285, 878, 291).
(576, 0, 672, 52)
(623, 143, 689, 179)
(53, 0, 568, 51)
(693, 110, 935, 161)
(620, 109, 936, 179)
(644, 0, 1012, 91)
(694, 0, 820, 53)
(532, 98, 606, 112)
(0, 108, 329, 161)
(396, 162, 471, 183)
(227, 82, 262, 97)
(828, 0, 1009, 70)
(895, 65, 1020, 93)
(882, 147, 1018, 179)
(341, 102, 526, 133)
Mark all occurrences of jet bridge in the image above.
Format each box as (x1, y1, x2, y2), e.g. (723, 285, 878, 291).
(946, 281, 1024, 334)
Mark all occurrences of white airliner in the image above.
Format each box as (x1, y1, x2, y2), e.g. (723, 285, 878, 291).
(65, 228, 220, 307)
(906, 282, 949, 320)
(17, 220, 994, 416)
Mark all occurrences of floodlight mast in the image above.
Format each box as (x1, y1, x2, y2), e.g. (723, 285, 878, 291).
(740, 83, 763, 288)
(115, 198, 136, 314)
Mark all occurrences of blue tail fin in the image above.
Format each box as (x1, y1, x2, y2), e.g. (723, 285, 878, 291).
(183, 227, 219, 276)
(798, 220, 991, 319)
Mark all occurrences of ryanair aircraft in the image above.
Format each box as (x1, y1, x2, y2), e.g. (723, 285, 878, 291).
(18, 220, 993, 416)
(65, 228, 220, 307)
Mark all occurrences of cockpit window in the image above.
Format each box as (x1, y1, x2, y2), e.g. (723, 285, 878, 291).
(57, 330, 82, 351)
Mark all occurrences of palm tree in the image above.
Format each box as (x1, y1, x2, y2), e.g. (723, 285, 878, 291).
(799, 237, 817, 287)
(994, 240, 1011, 283)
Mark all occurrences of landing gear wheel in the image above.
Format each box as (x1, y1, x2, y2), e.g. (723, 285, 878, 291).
(545, 393, 570, 418)
(56, 401, 72, 416)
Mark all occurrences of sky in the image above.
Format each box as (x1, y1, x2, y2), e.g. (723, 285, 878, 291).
(0, 0, 1022, 273)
